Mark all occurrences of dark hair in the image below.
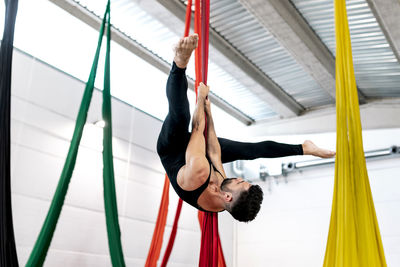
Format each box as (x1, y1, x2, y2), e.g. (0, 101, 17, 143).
(228, 185, 263, 222)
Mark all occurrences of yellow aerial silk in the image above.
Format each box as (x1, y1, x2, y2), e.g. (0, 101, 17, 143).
(323, 0, 387, 266)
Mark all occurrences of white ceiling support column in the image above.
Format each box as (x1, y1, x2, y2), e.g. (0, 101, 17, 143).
(366, 0, 400, 63)
(155, 0, 304, 118)
(48, 0, 253, 125)
(239, 0, 369, 103)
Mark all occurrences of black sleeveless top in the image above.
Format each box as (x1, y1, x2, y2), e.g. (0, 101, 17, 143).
(174, 162, 211, 211)
(170, 161, 224, 212)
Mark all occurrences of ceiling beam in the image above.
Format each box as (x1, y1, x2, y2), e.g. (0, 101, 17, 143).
(48, 0, 254, 125)
(239, 0, 367, 104)
(155, 0, 304, 117)
(241, 98, 400, 137)
(366, 0, 400, 63)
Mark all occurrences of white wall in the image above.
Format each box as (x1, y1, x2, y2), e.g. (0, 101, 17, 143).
(235, 130, 400, 267)
(11, 44, 399, 267)
(10, 49, 233, 266)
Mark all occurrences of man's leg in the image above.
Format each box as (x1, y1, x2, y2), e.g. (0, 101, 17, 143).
(218, 138, 335, 164)
(218, 138, 303, 163)
(157, 35, 198, 157)
(156, 63, 191, 156)
(165, 62, 191, 132)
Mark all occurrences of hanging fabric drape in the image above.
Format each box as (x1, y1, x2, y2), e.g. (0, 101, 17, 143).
(148, 1, 226, 266)
(0, 0, 19, 266)
(323, 0, 387, 266)
(26, 2, 126, 266)
(197, 212, 226, 267)
(216, 231, 226, 267)
(184, 0, 193, 37)
(145, 175, 170, 267)
(102, 7, 126, 266)
(194, 1, 224, 266)
(160, 199, 183, 267)
(147, 2, 193, 265)
(194, 0, 201, 96)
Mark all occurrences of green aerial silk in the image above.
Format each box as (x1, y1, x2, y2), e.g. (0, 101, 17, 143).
(102, 6, 126, 267)
(26, 1, 125, 266)
(323, 0, 387, 266)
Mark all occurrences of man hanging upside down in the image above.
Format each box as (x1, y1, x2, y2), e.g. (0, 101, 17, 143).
(156, 34, 335, 222)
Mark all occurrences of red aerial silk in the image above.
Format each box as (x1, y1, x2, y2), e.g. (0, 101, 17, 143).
(160, 198, 183, 267)
(184, 0, 193, 37)
(159, 2, 194, 264)
(195, 0, 225, 266)
(146, 1, 226, 266)
(217, 232, 227, 267)
(146, 2, 193, 264)
(198, 212, 226, 267)
(145, 175, 170, 267)
(198, 212, 218, 267)
(194, 0, 202, 98)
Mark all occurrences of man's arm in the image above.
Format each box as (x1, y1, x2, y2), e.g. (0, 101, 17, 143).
(205, 98, 227, 178)
(179, 83, 210, 189)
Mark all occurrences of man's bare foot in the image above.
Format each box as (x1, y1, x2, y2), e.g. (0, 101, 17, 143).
(174, 34, 198, 69)
(302, 140, 336, 158)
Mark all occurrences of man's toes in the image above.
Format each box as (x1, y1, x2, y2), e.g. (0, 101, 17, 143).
(188, 35, 198, 46)
(322, 150, 335, 158)
(181, 38, 187, 47)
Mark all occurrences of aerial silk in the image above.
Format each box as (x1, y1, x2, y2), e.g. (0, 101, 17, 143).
(160, 0, 194, 264)
(102, 6, 126, 266)
(216, 232, 226, 267)
(0, 0, 19, 266)
(147, 0, 193, 263)
(323, 0, 387, 266)
(26, 1, 126, 266)
(160, 198, 183, 267)
(198, 212, 226, 267)
(145, 175, 169, 267)
(193, 0, 222, 266)
(147, 0, 189, 265)
(147, 0, 226, 266)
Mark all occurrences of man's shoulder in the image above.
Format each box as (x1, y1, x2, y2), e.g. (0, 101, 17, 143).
(178, 158, 210, 190)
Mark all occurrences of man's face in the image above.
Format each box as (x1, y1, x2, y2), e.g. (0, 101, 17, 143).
(221, 177, 251, 193)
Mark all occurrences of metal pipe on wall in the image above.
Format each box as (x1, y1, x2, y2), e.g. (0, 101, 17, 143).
(290, 145, 400, 173)
(243, 145, 400, 181)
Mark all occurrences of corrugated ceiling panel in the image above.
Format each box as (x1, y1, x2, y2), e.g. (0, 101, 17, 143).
(210, 0, 334, 108)
(75, 0, 277, 121)
(291, 0, 400, 97)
